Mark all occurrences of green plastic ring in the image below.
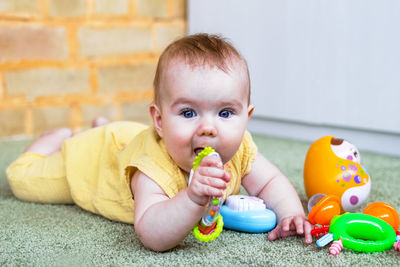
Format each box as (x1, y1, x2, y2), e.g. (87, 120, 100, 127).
(330, 213, 396, 253)
(193, 214, 224, 242)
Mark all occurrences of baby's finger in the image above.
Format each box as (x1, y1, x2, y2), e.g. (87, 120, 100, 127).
(267, 225, 281, 241)
(293, 216, 304, 234)
(304, 221, 313, 244)
(191, 180, 224, 198)
(206, 186, 224, 198)
(268, 225, 297, 241)
(200, 174, 227, 190)
(281, 217, 292, 232)
(200, 155, 223, 169)
(222, 169, 231, 183)
(198, 166, 226, 180)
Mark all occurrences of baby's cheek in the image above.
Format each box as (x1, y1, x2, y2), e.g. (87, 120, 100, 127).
(171, 130, 190, 142)
(220, 131, 244, 158)
(166, 123, 192, 141)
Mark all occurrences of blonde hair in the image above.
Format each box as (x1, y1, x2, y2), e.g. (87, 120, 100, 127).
(153, 33, 250, 105)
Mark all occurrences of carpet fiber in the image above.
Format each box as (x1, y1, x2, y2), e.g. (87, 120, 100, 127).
(1, 135, 400, 266)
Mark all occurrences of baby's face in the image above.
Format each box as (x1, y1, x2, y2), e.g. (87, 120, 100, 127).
(153, 60, 253, 173)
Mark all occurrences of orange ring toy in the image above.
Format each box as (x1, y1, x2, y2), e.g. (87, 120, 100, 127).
(363, 202, 400, 231)
(308, 195, 341, 225)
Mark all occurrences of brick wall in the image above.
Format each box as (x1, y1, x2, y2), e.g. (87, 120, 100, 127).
(0, 0, 186, 138)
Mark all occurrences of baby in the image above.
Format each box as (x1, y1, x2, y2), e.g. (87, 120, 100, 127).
(7, 34, 312, 251)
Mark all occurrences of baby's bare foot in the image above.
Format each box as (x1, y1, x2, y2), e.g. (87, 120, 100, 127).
(91, 116, 109, 128)
(24, 128, 73, 155)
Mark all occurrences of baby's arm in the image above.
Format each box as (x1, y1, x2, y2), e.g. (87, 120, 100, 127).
(241, 153, 312, 244)
(131, 156, 230, 251)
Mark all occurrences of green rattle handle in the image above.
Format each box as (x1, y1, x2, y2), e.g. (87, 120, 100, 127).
(193, 214, 224, 242)
(189, 147, 225, 242)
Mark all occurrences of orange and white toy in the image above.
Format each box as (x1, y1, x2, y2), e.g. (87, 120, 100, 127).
(304, 136, 371, 212)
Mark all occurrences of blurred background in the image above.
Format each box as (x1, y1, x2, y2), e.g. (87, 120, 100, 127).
(0, 0, 186, 136)
(1, 0, 399, 156)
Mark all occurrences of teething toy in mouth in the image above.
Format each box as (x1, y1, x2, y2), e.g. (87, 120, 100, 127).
(190, 147, 224, 242)
(190, 147, 277, 241)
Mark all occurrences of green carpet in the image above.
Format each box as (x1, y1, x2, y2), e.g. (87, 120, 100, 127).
(1, 135, 400, 266)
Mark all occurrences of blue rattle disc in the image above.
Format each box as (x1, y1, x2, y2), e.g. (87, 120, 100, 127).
(220, 195, 277, 233)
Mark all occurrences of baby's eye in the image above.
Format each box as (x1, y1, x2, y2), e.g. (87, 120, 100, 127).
(181, 109, 196, 118)
(354, 151, 358, 158)
(219, 109, 233, 118)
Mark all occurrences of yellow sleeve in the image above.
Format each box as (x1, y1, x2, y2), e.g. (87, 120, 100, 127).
(118, 127, 187, 199)
(224, 130, 258, 196)
(239, 130, 258, 177)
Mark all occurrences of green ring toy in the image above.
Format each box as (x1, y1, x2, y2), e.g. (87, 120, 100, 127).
(193, 214, 224, 242)
(190, 147, 225, 242)
(329, 213, 396, 253)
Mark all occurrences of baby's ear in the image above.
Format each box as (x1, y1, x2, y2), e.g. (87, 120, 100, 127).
(247, 104, 255, 118)
(150, 103, 163, 137)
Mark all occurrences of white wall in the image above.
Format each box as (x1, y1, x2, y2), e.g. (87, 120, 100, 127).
(189, 0, 400, 156)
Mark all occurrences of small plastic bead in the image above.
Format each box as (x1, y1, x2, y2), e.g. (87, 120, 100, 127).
(329, 239, 343, 255)
(394, 241, 400, 251)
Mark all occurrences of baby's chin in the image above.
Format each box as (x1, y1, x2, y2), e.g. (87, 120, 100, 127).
(177, 163, 192, 176)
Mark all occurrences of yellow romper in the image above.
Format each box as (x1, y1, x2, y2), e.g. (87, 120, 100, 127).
(6, 121, 257, 224)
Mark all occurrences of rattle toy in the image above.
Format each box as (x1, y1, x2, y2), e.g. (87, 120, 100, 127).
(190, 147, 278, 241)
(307, 194, 341, 238)
(190, 147, 224, 242)
(304, 136, 371, 212)
(308, 194, 341, 226)
(310, 199, 400, 254)
(220, 195, 276, 233)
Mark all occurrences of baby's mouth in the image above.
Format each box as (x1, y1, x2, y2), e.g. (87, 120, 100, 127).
(194, 147, 204, 156)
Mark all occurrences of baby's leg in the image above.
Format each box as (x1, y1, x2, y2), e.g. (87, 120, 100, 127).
(24, 128, 73, 156)
(8, 117, 112, 204)
(24, 117, 110, 156)
(7, 150, 73, 204)
(91, 116, 109, 127)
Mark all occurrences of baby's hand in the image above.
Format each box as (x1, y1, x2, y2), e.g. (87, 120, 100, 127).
(186, 155, 230, 206)
(267, 215, 313, 244)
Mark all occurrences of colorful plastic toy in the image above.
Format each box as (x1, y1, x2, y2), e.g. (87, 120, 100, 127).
(363, 202, 400, 231)
(309, 195, 400, 254)
(311, 225, 330, 238)
(317, 213, 396, 254)
(191, 147, 224, 242)
(190, 147, 277, 241)
(307, 194, 341, 225)
(304, 136, 371, 212)
(220, 195, 276, 233)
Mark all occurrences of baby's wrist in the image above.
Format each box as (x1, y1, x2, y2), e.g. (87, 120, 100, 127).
(184, 189, 206, 209)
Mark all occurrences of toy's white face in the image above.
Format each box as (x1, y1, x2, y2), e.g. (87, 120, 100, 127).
(225, 195, 266, 211)
(330, 138, 370, 211)
(331, 140, 361, 163)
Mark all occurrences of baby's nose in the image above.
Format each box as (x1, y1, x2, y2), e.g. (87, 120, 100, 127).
(197, 118, 217, 137)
